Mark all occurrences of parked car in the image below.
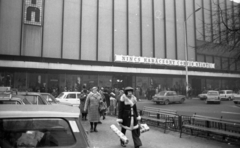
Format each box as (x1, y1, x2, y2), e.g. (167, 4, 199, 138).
(0, 93, 30, 105)
(219, 90, 234, 101)
(17, 92, 49, 105)
(152, 91, 185, 105)
(40, 93, 73, 106)
(233, 92, 240, 107)
(0, 89, 31, 105)
(0, 105, 90, 148)
(198, 90, 208, 100)
(205, 90, 221, 104)
(56, 92, 81, 107)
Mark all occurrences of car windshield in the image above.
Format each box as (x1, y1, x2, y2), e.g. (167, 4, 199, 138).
(158, 91, 166, 96)
(202, 90, 208, 94)
(208, 92, 218, 96)
(23, 95, 45, 105)
(57, 93, 64, 98)
(0, 118, 76, 147)
(219, 91, 224, 94)
(41, 94, 57, 104)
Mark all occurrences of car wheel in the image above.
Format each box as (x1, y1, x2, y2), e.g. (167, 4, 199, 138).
(180, 98, 185, 104)
(164, 100, 169, 105)
(156, 102, 160, 105)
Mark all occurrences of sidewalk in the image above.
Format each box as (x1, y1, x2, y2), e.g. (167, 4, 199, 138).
(81, 116, 238, 148)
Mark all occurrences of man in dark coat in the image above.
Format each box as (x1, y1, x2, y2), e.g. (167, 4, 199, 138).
(117, 87, 142, 148)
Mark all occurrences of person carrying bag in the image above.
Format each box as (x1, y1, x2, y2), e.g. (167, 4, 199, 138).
(116, 87, 142, 148)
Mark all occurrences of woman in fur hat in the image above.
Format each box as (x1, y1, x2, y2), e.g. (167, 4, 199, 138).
(117, 87, 142, 148)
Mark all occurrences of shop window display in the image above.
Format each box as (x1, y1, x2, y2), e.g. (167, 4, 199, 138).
(14, 72, 27, 91)
(98, 75, 112, 88)
(48, 74, 60, 93)
(81, 75, 98, 90)
(28, 73, 47, 92)
(66, 75, 82, 92)
(112, 75, 133, 89)
(136, 76, 148, 98)
(0, 72, 13, 87)
(59, 74, 66, 93)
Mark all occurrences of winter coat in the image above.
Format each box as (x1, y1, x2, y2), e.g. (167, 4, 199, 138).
(79, 93, 87, 114)
(84, 92, 101, 122)
(117, 94, 140, 130)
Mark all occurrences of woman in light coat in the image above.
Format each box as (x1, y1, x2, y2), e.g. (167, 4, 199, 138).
(84, 87, 102, 132)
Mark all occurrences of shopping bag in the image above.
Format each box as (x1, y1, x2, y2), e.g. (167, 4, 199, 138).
(139, 123, 150, 133)
(110, 124, 129, 144)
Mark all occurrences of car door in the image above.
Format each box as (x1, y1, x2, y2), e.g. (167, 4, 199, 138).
(166, 92, 173, 102)
(172, 91, 178, 102)
(227, 91, 233, 99)
(66, 93, 80, 106)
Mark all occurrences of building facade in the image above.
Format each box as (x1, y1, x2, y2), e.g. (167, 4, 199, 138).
(0, 0, 240, 96)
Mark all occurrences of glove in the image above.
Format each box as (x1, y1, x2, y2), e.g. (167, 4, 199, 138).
(116, 119, 123, 123)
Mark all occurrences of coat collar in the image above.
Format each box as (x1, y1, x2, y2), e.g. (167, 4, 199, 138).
(120, 94, 137, 106)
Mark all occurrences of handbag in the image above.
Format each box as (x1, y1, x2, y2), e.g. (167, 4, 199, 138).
(99, 102, 107, 113)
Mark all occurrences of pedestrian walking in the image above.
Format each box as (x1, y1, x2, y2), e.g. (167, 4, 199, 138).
(99, 88, 107, 120)
(117, 87, 142, 148)
(84, 86, 102, 132)
(114, 88, 123, 116)
(103, 88, 110, 113)
(79, 89, 88, 121)
(109, 92, 116, 115)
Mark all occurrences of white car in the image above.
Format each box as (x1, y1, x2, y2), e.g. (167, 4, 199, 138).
(205, 90, 221, 104)
(219, 90, 234, 101)
(56, 92, 81, 106)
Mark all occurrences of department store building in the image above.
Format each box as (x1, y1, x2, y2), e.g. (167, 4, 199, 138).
(0, 0, 240, 96)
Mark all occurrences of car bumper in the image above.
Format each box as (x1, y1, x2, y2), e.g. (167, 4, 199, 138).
(233, 100, 240, 104)
(153, 99, 165, 103)
(207, 100, 220, 102)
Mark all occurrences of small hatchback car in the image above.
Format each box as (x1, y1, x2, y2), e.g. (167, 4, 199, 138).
(0, 105, 90, 148)
(205, 90, 221, 104)
(219, 90, 234, 101)
(56, 92, 81, 106)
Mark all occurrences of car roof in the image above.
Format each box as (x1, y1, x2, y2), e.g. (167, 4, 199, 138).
(0, 105, 79, 118)
(40, 93, 51, 95)
(208, 90, 219, 92)
(220, 90, 232, 91)
(18, 92, 43, 95)
(61, 92, 81, 93)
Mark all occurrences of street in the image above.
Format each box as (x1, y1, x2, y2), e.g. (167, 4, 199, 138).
(137, 98, 240, 120)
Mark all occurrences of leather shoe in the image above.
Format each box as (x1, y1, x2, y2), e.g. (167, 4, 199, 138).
(90, 129, 94, 133)
(94, 129, 98, 132)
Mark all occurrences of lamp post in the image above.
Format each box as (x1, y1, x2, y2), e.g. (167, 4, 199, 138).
(184, 7, 201, 99)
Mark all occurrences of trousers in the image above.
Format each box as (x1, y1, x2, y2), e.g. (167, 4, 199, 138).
(121, 127, 142, 147)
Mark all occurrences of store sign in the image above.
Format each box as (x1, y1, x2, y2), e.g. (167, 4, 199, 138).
(114, 55, 215, 69)
(24, 0, 43, 26)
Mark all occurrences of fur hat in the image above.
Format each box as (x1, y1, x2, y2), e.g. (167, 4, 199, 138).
(124, 87, 134, 95)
